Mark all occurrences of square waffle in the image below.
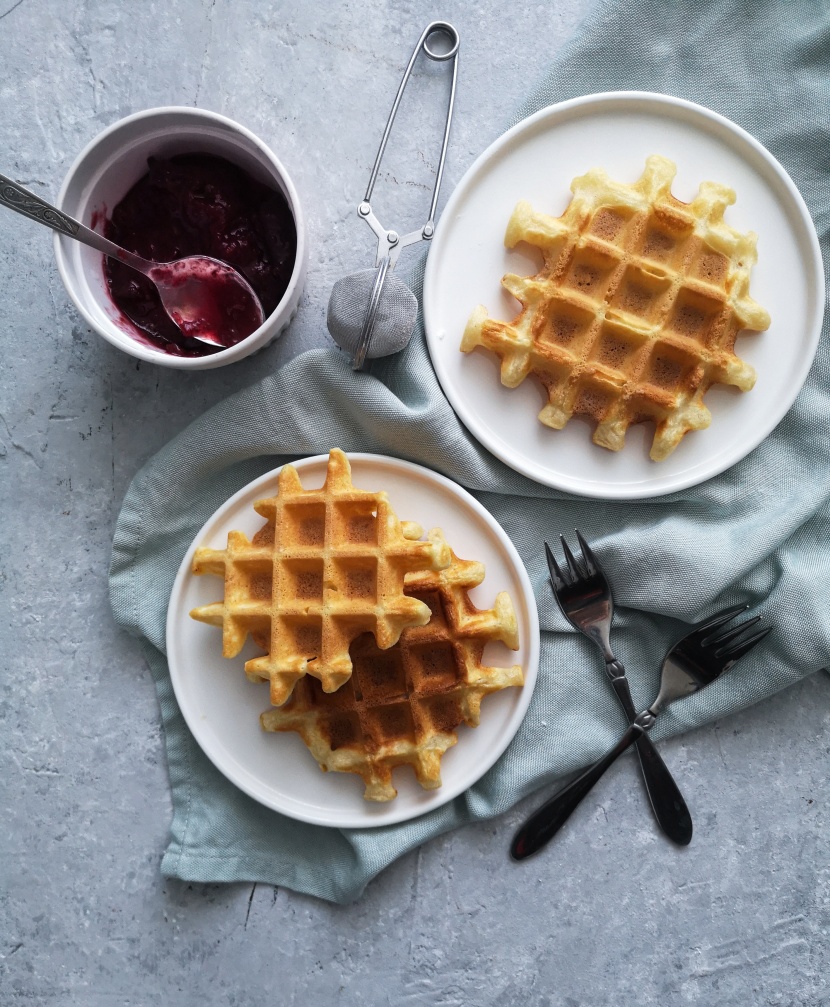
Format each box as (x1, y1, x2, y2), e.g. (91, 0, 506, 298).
(261, 535, 524, 801)
(461, 155, 771, 461)
(189, 449, 451, 706)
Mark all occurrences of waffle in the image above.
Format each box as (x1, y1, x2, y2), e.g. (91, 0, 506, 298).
(461, 155, 771, 461)
(261, 535, 524, 801)
(189, 449, 452, 706)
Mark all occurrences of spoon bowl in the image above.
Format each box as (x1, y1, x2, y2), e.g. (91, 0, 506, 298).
(148, 255, 264, 348)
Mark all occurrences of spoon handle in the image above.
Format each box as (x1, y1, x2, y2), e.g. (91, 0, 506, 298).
(0, 172, 153, 274)
(0, 173, 80, 235)
(510, 720, 644, 860)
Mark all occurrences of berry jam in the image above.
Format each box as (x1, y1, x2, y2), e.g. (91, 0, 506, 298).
(103, 153, 297, 357)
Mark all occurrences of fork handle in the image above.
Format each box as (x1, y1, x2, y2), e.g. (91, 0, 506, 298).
(511, 721, 643, 860)
(605, 662, 693, 846)
(632, 727, 693, 845)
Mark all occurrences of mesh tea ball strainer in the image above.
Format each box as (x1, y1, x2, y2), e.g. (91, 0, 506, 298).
(326, 21, 460, 370)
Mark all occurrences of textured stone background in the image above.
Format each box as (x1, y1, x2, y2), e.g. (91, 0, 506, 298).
(1, 1, 827, 1004)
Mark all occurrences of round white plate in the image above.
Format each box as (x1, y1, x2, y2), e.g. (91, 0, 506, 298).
(423, 91, 824, 499)
(166, 453, 539, 828)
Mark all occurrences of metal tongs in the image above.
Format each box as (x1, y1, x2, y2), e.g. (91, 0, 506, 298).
(343, 21, 460, 370)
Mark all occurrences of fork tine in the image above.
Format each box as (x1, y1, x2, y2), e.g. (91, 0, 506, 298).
(690, 603, 748, 639)
(574, 529, 599, 577)
(559, 535, 583, 582)
(544, 541, 566, 592)
(703, 614, 762, 649)
(717, 625, 771, 662)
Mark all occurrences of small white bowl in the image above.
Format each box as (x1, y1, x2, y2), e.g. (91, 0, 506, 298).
(54, 106, 307, 369)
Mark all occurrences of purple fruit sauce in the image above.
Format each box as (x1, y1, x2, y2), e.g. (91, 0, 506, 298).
(102, 153, 297, 357)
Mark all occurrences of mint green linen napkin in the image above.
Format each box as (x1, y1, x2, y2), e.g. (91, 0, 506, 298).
(110, 0, 829, 904)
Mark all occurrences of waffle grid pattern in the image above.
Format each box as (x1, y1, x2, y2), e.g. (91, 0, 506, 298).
(462, 155, 771, 460)
(261, 543, 523, 801)
(190, 450, 451, 706)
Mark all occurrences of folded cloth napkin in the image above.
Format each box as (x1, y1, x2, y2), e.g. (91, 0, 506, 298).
(110, 0, 829, 904)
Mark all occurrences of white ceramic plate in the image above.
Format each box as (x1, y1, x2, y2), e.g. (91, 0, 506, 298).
(423, 91, 824, 498)
(166, 453, 539, 828)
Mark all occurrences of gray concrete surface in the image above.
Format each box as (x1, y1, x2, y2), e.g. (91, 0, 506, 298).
(1, 1, 827, 1004)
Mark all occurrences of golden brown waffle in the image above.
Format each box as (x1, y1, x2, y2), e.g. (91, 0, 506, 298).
(462, 155, 771, 461)
(189, 449, 452, 706)
(261, 536, 524, 801)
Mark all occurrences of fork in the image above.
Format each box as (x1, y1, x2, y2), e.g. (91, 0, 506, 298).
(546, 532, 693, 845)
(511, 605, 771, 859)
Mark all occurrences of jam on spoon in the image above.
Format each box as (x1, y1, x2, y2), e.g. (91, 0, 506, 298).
(147, 257, 264, 347)
(103, 153, 298, 357)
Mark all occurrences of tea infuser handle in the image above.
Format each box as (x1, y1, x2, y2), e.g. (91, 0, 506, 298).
(352, 254, 390, 371)
(360, 21, 459, 266)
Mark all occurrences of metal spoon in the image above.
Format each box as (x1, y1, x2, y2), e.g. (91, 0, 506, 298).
(0, 172, 264, 348)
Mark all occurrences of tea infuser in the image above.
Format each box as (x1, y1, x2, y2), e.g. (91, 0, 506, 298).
(327, 21, 459, 369)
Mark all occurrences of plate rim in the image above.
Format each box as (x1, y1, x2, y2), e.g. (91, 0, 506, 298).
(165, 451, 541, 828)
(423, 89, 826, 499)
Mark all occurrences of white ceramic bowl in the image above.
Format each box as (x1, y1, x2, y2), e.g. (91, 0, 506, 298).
(54, 107, 307, 369)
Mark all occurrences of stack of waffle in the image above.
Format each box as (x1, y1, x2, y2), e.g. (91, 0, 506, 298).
(190, 449, 523, 801)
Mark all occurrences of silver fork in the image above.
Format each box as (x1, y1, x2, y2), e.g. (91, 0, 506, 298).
(545, 532, 693, 845)
(511, 604, 771, 859)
